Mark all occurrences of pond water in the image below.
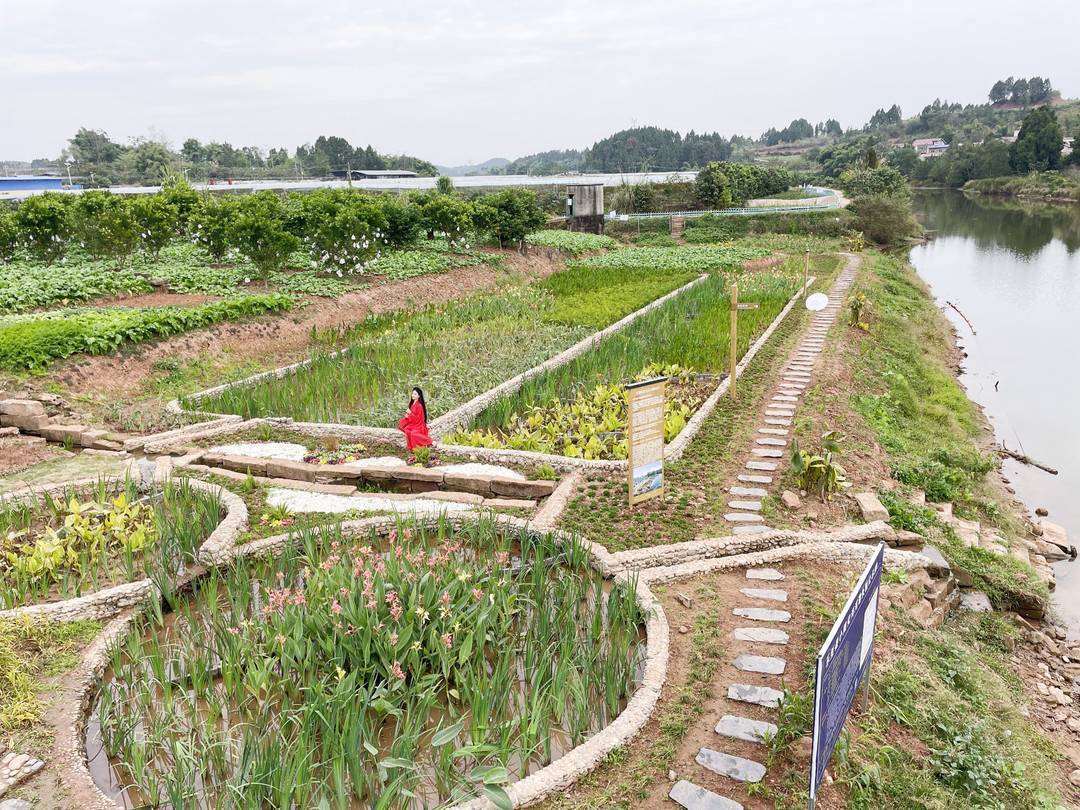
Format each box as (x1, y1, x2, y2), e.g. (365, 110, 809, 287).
(909, 190, 1080, 636)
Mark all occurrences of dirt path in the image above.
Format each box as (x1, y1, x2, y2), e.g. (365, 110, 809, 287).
(46, 251, 564, 406)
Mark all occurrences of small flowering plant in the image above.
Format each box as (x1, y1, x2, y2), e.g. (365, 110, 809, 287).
(97, 515, 645, 809)
(302, 441, 368, 465)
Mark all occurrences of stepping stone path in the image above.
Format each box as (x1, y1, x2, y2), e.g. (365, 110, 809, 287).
(669, 780, 744, 810)
(0, 751, 44, 798)
(723, 255, 859, 533)
(677, 569, 791, 807)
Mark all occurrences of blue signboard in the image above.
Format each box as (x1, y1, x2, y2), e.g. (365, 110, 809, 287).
(809, 542, 885, 804)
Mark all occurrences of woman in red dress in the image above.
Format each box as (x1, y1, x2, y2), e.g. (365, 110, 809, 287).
(398, 387, 433, 450)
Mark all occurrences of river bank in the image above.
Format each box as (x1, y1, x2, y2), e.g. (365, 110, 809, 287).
(911, 189, 1080, 636)
(963, 172, 1080, 203)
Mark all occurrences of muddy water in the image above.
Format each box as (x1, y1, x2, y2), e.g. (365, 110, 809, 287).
(910, 190, 1080, 636)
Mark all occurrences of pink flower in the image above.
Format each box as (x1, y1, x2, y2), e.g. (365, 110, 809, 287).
(390, 604, 403, 620)
(471, 587, 484, 601)
(441, 633, 453, 649)
(331, 600, 343, 615)
(339, 587, 350, 597)
(389, 631, 399, 645)
(440, 591, 451, 606)
(390, 661, 405, 680)
(226, 626, 241, 636)
(275, 633, 286, 645)
(366, 599, 377, 610)
(385, 591, 398, 605)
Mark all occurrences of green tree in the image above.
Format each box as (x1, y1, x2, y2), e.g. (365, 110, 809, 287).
(1009, 107, 1063, 172)
(67, 128, 124, 168)
(694, 163, 733, 208)
(850, 195, 917, 246)
(226, 192, 300, 277)
(838, 165, 909, 198)
(471, 189, 547, 248)
(14, 193, 73, 263)
(0, 205, 17, 263)
(159, 177, 200, 232)
(377, 194, 421, 248)
(989, 80, 1009, 104)
(297, 189, 389, 273)
(435, 175, 455, 195)
(419, 194, 473, 243)
(72, 191, 139, 265)
(190, 195, 238, 261)
(130, 194, 179, 258)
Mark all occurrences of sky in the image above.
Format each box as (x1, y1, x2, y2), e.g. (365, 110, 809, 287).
(3, 0, 1079, 166)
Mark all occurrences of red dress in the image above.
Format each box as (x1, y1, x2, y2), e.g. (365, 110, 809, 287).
(398, 401, 433, 450)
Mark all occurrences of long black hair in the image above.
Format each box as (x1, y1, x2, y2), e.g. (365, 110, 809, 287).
(411, 387, 428, 420)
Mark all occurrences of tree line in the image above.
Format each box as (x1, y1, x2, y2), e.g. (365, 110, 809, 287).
(989, 76, 1054, 106)
(0, 183, 547, 276)
(32, 129, 439, 188)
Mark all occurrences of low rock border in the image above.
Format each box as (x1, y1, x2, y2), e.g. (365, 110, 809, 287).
(0, 475, 247, 623)
(59, 513, 666, 810)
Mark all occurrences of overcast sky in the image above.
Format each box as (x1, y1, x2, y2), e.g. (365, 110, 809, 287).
(3, 0, 1078, 166)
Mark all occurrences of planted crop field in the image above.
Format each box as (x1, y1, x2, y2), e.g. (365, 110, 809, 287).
(448, 257, 813, 459)
(0, 295, 293, 371)
(523, 230, 619, 255)
(0, 478, 222, 609)
(569, 244, 769, 272)
(185, 265, 698, 426)
(91, 516, 644, 809)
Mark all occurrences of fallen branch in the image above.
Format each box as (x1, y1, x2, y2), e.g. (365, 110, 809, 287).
(997, 444, 1058, 475)
(945, 300, 976, 335)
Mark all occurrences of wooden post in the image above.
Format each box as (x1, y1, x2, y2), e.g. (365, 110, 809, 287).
(804, 249, 810, 298)
(730, 282, 738, 400)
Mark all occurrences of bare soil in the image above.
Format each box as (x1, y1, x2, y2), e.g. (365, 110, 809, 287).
(0, 436, 53, 475)
(94, 291, 223, 308)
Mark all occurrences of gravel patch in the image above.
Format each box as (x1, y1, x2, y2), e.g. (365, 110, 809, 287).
(209, 442, 307, 461)
(265, 488, 473, 515)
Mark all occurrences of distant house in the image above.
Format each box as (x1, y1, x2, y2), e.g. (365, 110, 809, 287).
(0, 175, 67, 192)
(912, 138, 949, 159)
(331, 169, 419, 180)
(1064, 137, 1075, 158)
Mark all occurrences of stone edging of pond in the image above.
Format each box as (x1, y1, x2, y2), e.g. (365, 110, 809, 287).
(57, 512, 665, 810)
(0, 474, 248, 623)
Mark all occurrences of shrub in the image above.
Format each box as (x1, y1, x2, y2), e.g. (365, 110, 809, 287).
(158, 180, 200, 232)
(377, 193, 422, 248)
(130, 194, 179, 257)
(297, 189, 388, 274)
(226, 192, 300, 277)
(419, 194, 473, 244)
(14, 193, 72, 263)
(694, 163, 733, 208)
(72, 191, 139, 265)
(189, 195, 237, 261)
(471, 189, 547, 248)
(849, 194, 918, 246)
(0, 205, 17, 263)
(838, 165, 910, 198)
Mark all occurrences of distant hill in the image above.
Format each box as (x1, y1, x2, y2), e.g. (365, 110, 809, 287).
(436, 157, 510, 176)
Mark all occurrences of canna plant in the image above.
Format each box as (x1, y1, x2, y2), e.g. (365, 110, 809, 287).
(93, 515, 645, 809)
(790, 430, 850, 500)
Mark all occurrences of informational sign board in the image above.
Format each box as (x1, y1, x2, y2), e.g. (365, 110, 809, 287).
(626, 377, 666, 506)
(809, 542, 885, 806)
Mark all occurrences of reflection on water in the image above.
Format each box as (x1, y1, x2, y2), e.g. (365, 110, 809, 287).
(910, 190, 1080, 636)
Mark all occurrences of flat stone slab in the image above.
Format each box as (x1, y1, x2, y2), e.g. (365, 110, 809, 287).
(728, 499, 762, 511)
(745, 461, 777, 471)
(728, 683, 785, 708)
(751, 448, 783, 458)
(758, 427, 788, 435)
(696, 748, 766, 783)
(735, 654, 787, 675)
(960, 590, 993, 612)
(764, 410, 794, 417)
(732, 524, 771, 535)
(716, 714, 779, 744)
(756, 437, 786, 446)
(725, 512, 763, 523)
(669, 780, 744, 810)
(746, 567, 785, 581)
(737, 474, 773, 484)
(733, 606, 791, 622)
(730, 485, 768, 497)
(734, 626, 790, 644)
(763, 418, 791, 426)
(772, 395, 799, 402)
(740, 587, 788, 602)
(854, 491, 889, 522)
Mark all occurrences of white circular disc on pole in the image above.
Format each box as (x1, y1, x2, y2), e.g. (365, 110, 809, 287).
(805, 292, 829, 312)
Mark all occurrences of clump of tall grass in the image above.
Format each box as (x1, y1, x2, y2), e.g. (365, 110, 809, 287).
(95, 514, 644, 809)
